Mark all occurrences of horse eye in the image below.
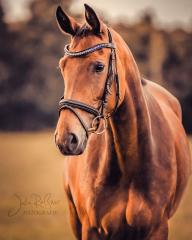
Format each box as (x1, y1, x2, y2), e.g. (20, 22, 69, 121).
(95, 63, 104, 72)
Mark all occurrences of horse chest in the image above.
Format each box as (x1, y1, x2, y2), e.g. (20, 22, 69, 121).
(76, 181, 128, 233)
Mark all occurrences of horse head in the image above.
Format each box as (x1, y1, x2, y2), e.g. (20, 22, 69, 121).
(55, 4, 125, 155)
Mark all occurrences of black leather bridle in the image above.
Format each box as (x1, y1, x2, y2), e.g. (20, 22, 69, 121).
(59, 29, 120, 137)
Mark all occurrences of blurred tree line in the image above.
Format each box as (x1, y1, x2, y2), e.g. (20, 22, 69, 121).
(0, 0, 191, 133)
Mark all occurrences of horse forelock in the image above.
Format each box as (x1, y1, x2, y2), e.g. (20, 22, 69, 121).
(70, 24, 107, 51)
(75, 23, 92, 37)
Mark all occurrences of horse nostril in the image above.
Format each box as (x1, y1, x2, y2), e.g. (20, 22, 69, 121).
(58, 143, 64, 153)
(57, 133, 83, 155)
(67, 133, 78, 152)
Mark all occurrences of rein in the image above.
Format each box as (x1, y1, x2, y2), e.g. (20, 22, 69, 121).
(59, 29, 120, 136)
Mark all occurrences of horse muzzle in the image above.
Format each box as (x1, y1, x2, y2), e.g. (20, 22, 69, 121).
(55, 132, 87, 156)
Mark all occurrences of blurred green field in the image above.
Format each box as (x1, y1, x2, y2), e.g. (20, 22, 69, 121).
(0, 132, 191, 240)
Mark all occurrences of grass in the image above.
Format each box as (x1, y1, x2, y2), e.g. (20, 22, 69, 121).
(0, 132, 74, 240)
(0, 132, 191, 240)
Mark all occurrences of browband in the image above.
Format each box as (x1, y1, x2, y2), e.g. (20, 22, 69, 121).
(64, 43, 115, 57)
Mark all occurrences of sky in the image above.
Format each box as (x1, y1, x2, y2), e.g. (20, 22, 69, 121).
(2, 0, 192, 29)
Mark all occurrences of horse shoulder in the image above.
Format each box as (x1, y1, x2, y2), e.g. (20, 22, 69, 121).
(64, 182, 82, 239)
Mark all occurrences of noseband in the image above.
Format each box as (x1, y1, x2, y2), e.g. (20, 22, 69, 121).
(59, 29, 120, 136)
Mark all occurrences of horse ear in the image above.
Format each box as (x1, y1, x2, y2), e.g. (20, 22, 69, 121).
(84, 4, 101, 34)
(56, 6, 79, 36)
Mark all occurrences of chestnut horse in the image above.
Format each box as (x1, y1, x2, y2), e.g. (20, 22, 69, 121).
(55, 4, 191, 240)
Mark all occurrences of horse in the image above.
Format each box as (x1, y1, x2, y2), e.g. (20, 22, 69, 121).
(55, 4, 191, 240)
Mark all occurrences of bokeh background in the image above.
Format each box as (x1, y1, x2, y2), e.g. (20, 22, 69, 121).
(0, 0, 191, 239)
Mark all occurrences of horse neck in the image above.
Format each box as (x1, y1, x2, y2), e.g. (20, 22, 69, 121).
(109, 32, 153, 178)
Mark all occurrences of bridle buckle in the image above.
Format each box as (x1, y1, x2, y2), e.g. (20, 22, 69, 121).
(88, 115, 108, 135)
